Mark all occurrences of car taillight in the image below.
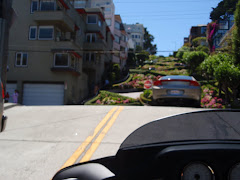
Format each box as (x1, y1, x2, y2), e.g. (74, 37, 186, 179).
(190, 80, 200, 86)
(154, 80, 162, 86)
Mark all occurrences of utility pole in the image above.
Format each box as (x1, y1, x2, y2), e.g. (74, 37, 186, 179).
(0, 0, 12, 91)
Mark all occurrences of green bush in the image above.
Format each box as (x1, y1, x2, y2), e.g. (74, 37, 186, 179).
(144, 89, 152, 98)
(112, 74, 133, 88)
(183, 51, 208, 75)
(85, 91, 142, 106)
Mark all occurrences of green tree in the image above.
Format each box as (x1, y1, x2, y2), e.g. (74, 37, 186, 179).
(127, 49, 136, 66)
(233, 0, 240, 65)
(201, 53, 240, 103)
(136, 45, 143, 52)
(183, 51, 208, 75)
(143, 28, 157, 55)
(136, 50, 150, 66)
(176, 46, 191, 59)
(192, 37, 208, 48)
(196, 46, 210, 54)
(210, 0, 238, 21)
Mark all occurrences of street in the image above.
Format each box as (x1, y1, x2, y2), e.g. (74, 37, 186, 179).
(0, 105, 199, 180)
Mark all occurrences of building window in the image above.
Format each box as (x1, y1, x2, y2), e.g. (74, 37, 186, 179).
(15, 53, 28, 67)
(132, 35, 134, 39)
(114, 35, 120, 44)
(121, 35, 126, 42)
(72, 0, 86, 8)
(106, 19, 111, 26)
(54, 53, 69, 67)
(29, 26, 37, 40)
(135, 35, 138, 38)
(86, 33, 96, 43)
(104, 8, 111, 14)
(38, 26, 54, 40)
(31, 0, 39, 13)
(87, 15, 97, 24)
(70, 54, 75, 68)
(98, 20, 102, 27)
(40, 0, 55, 11)
(115, 22, 120, 30)
(85, 53, 95, 62)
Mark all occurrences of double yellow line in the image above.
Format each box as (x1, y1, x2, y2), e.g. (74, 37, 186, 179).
(61, 106, 124, 169)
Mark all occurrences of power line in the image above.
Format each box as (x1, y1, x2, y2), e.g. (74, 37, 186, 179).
(121, 13, 209, 17)
(8, 49, 181, 53)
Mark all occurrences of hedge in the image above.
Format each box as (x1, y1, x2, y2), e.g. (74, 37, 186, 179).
(112, 74, 133, 88)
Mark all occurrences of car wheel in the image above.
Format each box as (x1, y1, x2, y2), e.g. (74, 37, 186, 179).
(193, 100, 201, 108)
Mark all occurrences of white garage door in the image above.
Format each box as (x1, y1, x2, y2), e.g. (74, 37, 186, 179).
(6, 83, 17, 103)
(23, 84, 64, 105)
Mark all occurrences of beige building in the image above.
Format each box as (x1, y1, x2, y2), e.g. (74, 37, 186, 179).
(113, 15, 128, 69)
(124, 23, 145, 50)
(7, 0, 112, 105)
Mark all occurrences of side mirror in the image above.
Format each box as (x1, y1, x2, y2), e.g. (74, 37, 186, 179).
(53, 163, 115, 180)
(1, 115, 7, 132)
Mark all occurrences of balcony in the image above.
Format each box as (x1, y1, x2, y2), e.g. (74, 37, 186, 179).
(83, 40, 107, 51)
(83, 60, 98, 70)
(120, 40, 127, 48)
(33, 11, 75, 32)
(51, 67, 81, 76)
(113, 41, 120, 50)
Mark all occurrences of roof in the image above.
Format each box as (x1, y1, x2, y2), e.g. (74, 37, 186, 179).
(115, 15, 122, 22)
(124, 23, 145, 34)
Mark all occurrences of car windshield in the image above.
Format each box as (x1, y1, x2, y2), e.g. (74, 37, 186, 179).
(161, 75, 193, 80)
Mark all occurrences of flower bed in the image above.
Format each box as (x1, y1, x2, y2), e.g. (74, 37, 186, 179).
(201, 86, 224, 108)
(114, 74, 162, 90)
(84, 91, 142, 106)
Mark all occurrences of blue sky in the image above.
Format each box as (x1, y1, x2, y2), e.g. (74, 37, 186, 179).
(113, 0, 221, 56)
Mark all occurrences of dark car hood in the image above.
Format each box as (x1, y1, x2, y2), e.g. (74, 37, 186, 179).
(120, 110, 240, 149)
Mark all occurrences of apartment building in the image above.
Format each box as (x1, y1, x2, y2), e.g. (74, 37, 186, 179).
(70, 0, 115, 34)
(7, 0, 112, 105)
(124, 23, 145, 50)
(189, 25, 207, 46)
(76, 8, 114, 84)
(113, 15, 128, 69)
(212, 14, 234, 49)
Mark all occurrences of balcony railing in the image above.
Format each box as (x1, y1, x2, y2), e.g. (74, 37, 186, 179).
(33, 11, 75, 32)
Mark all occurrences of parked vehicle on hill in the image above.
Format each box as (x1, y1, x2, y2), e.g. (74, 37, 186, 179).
(152, 75, 201, 107)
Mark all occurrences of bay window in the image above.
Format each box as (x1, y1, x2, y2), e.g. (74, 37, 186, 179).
(38, 26, 54, 40)
(40, 0, 55, 11)
(31, 0, 39, 13)
(87, 15, 97, 24)
(29, 26, 37, 40)
(15, 53, 28, 67)
(54, 53, 69, 67)
(86, 33, 96, 43)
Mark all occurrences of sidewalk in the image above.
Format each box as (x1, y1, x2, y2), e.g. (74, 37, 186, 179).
(119, 92, 142, 99)
(4, 103, 19, 110)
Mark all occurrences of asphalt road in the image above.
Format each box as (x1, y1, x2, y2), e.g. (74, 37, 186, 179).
(0, 105, 200, 180)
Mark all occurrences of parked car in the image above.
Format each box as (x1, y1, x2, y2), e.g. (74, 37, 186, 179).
(0, 80, 7, 132)
(152, 75, 201, 107)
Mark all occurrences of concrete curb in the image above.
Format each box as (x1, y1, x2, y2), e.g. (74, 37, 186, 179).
(4, 103, 19, 110)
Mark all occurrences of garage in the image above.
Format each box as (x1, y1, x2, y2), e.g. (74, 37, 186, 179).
(6, 83, 17, 103)
(23, 83, 64, 105)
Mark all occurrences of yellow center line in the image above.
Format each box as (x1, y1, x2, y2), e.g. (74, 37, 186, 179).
(80, 106, 124, 163)
(60, 106, 118, 169)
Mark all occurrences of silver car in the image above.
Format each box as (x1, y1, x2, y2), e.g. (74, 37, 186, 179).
(152, 75, 201, 106)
